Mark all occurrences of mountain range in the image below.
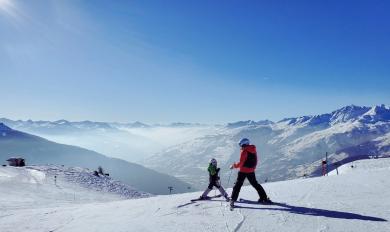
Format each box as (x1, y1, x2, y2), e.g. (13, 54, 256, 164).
(142, 105, 390, 189)
(0, 118, 214, 162)
(2, 104, 390, 190)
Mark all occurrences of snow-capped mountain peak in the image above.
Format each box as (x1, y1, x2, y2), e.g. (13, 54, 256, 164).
(226, 120, 274, 128)
(279, 105, 372, 127)
(329, 105, 370, 124)
(360, 104, 390, 123)
(129, 121, 150, 128)
(54, 119, 70, 125)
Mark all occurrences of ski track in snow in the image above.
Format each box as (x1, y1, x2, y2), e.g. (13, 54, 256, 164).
(233, 208, 246, 232)
(217, 201, 231, 232)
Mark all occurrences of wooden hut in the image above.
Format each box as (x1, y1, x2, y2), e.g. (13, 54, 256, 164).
(6, 157, 25, 167)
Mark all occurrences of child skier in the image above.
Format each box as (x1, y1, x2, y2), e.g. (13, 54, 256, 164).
(199, 158, 229, 201)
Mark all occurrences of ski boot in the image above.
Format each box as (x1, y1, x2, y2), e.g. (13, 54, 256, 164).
(229, 199, 235, 210)
(258, 197, 272, 204)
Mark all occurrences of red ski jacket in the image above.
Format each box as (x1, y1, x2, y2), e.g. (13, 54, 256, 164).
(233, 145, 258, 173)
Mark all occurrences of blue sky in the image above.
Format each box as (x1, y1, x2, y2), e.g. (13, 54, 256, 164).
(0, 0, 389, 123)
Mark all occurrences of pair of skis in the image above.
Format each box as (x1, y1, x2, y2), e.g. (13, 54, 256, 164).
(191, 194, 224, 202)
(230, 198, 274, 211)
(190, 195, 273, 211)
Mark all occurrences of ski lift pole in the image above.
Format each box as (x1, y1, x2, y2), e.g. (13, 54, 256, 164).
(326, 152, 329, 176)
(322, 160, 327, 176)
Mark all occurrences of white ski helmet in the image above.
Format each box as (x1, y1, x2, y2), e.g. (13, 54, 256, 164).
(238, 138, 250, 147)
(210, 158, 217, 166)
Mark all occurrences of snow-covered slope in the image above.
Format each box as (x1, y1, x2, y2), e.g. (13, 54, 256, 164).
(1, 158, 389, 232)
(144, 105, 390, 189)
(0, 165, 150, 210)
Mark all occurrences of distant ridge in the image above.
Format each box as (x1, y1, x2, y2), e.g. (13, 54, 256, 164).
(0, 124, 193, 195)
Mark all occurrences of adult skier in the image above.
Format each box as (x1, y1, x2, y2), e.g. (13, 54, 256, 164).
(229, 138, 270, 208)
(198, 158, 229, 201)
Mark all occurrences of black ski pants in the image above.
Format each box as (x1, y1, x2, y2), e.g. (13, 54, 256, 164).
(208, 175, 221, 189)
(231, 172, 267, 201)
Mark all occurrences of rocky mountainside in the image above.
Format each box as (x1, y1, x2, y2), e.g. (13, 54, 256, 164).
(143, 105, 390, 189)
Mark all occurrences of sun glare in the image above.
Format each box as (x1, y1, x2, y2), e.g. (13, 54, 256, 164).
(0, 0, 11, 9)
(0, 0, 17, 17)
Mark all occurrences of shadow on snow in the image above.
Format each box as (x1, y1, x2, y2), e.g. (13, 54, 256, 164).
(235, 199, 387, 222)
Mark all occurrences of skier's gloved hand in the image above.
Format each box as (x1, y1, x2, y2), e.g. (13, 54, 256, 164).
(216, 168, 220, 173)
(230, 164, 234, 170)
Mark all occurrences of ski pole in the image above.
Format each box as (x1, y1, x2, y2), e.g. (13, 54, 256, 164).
(227, 169, 233, 186)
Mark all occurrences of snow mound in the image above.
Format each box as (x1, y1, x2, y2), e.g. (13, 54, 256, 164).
(329, 157, 390, 176)
(28, 165, 151, 199)
(0, 165, 151, 211)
